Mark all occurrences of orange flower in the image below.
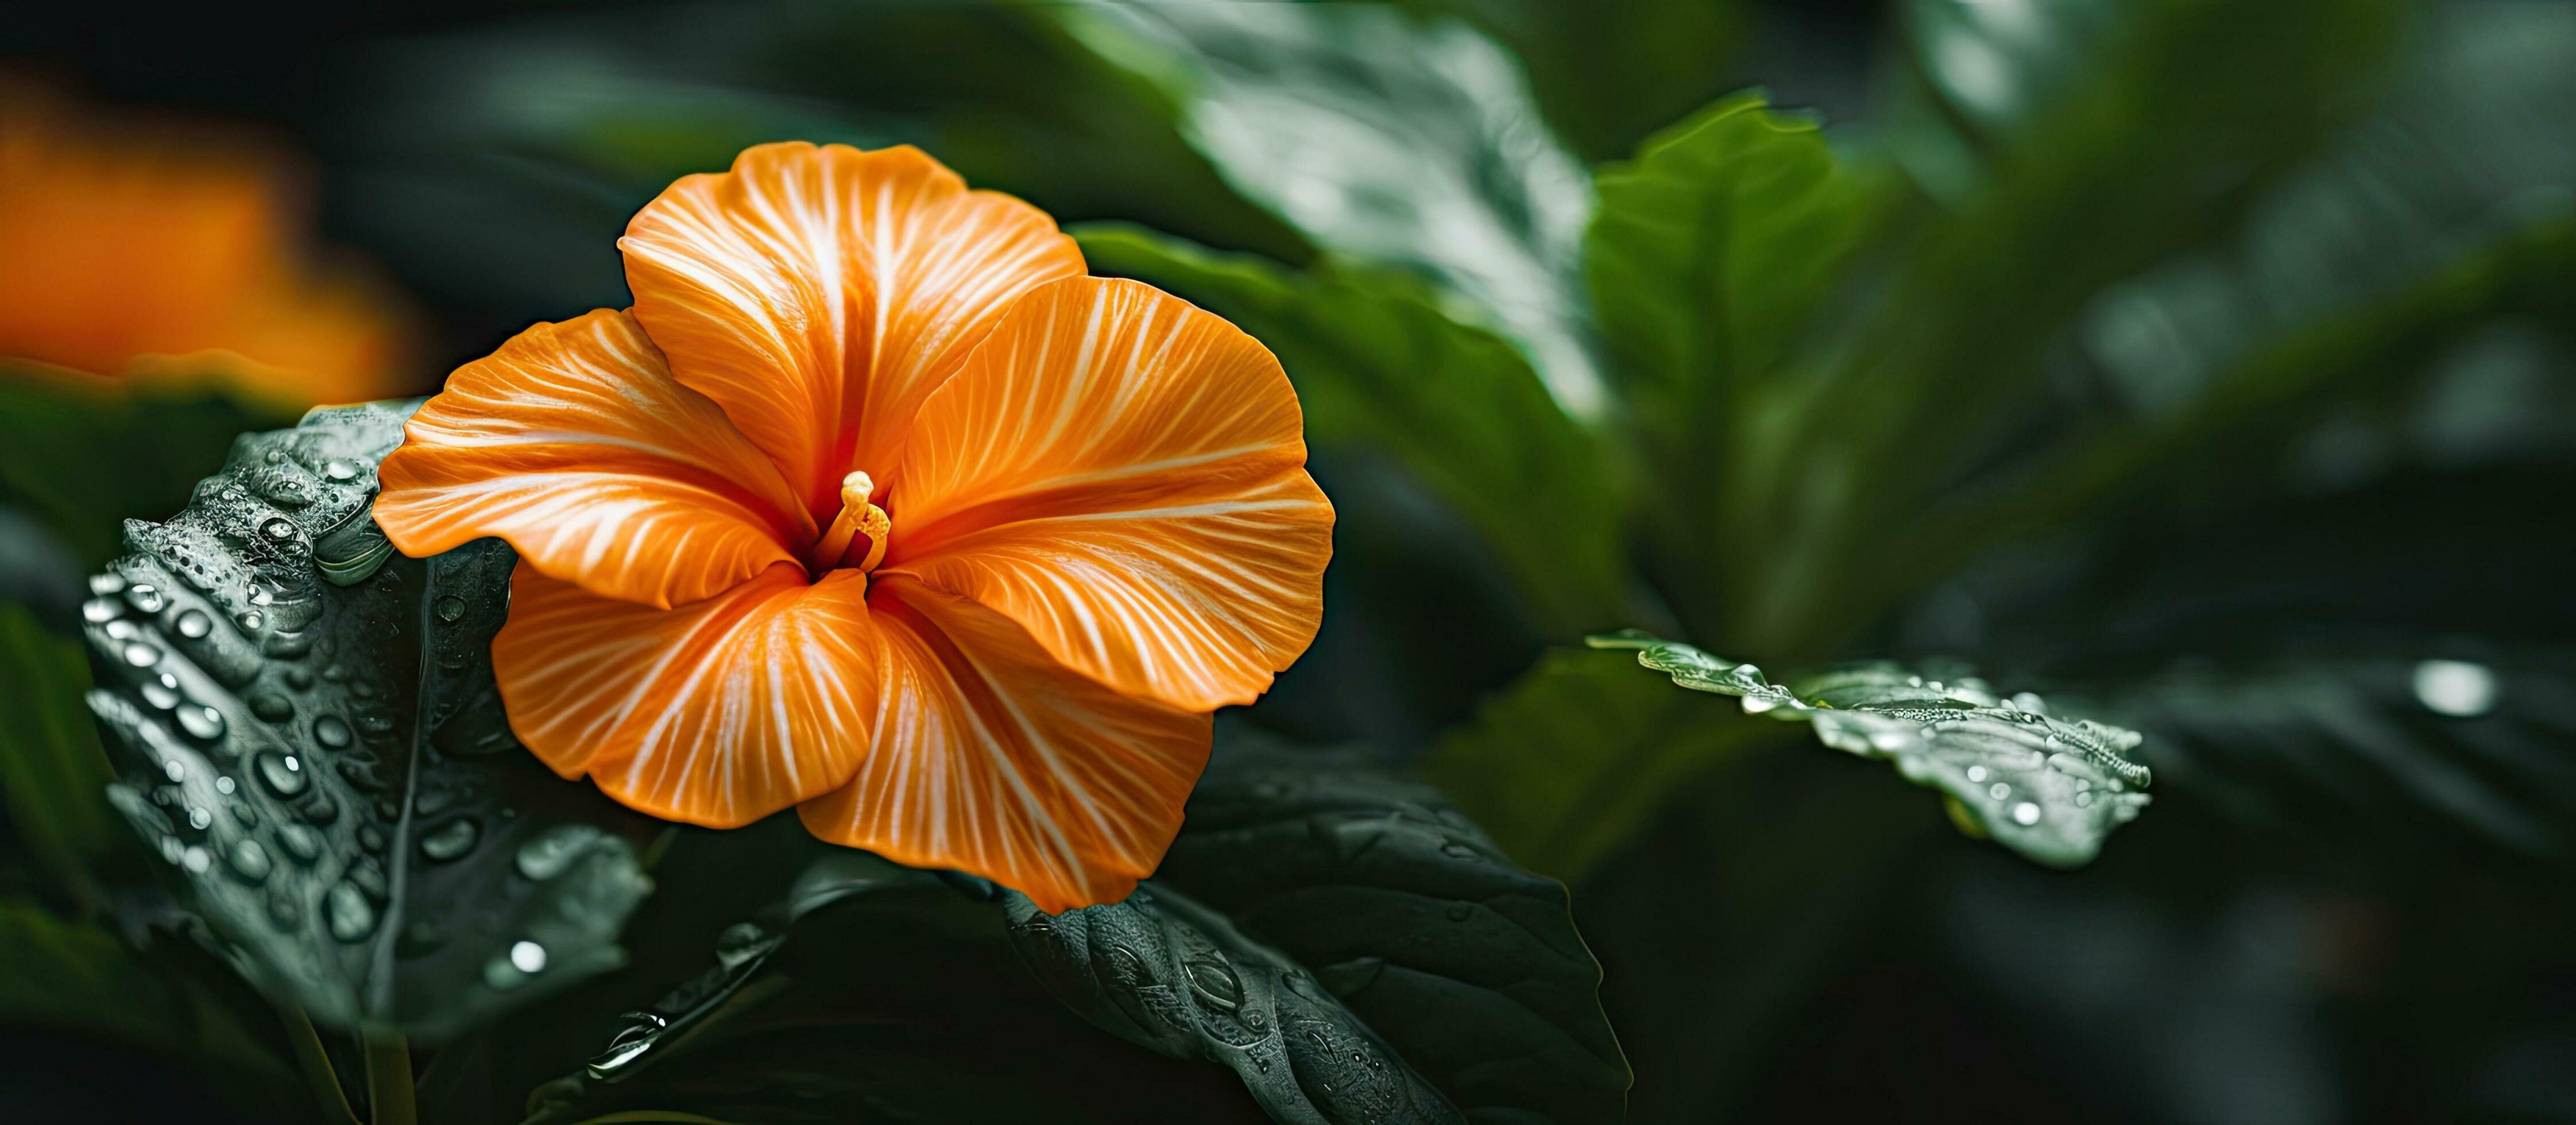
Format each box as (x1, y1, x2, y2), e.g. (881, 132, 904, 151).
(0, 84, 411, 405)
(374, 142, 1333, 910)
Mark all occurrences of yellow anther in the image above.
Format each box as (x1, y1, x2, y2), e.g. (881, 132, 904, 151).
(811, 471, 892, 575)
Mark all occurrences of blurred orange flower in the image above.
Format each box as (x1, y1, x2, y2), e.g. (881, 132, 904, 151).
(375, 142, 1332, 910)
(0, 84, 412, 405)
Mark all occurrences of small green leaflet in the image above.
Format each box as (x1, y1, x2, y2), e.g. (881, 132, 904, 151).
(1589, 631, 2152, 867)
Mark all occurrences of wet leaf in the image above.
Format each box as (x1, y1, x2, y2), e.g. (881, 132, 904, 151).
(1079, 224, 1627, 637)
(516, 851, 1263, 1125)
(1590, 632, 2153, 867)
(1001, 880, 1461, 1125)
(79, 401, 654, 1039)
(1058, 1, 1606, 416)
(1154, 739, 1631, 1124)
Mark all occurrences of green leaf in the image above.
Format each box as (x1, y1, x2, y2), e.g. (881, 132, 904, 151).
(79, 401, 654, 1039)
(0, 602, 122, 903)
(1583, 92, 1883, 636)
(2071, 651, 2576, 859)
(1056, 1, 1606, 416)
(1589, 632, 2153, 867)
(0, 899, 298, 1099)
(1709, 0, 2411, 658)
(1000, 881, 1462, 1124)
(1588, 91, 1881, 420)
(1078, 223, 1627, 637)
(1152, 739, 1632, 1124)
(1418, 647, 1776, 880)
(517, 851, 1266, 1125)
(0, 373, 283, 566)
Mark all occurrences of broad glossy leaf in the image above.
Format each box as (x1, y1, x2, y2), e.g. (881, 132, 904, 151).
(1591, 632, 2152, 867)
(79, 402, 653, 1039)
(1058, 1, 1606, 416)
(520, 850, 1263, 1125)
(1418, 647, 1773, 880)
(0, 603, 123, 901)
(1079, 224, 1627, 637)
(1154, 739, 1631, 1124)
(1001, 881, 1461, 1125)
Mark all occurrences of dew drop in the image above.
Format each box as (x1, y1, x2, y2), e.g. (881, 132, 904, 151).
(82, 596, 123, 624)
(122, 642, 161, 668)
(2074, 792, 2095, 808)
(2011, 802, 2043, 826)
(1965, 765, 1989, 783)
(187, 806, 212, 831)
(237, 609, 266, 631)
(163, 759, 186, 782)
(227, 839, 273, 882)
(2413, 659, 2497, 717)
(1988, 782, 2012, 801)
(124, 584, 167, 614)
(312, 715, 353, 748)
(255, 753, 308, 798)
(215, 775, 236, 795)
(419, 818, 481, 862)
(141, 674, 182, 710)
(510, 940, 548, 973)
(89, 573, 127, 596)
(250, 693, 294, 722)
(326, 882, 378, 941)
(177, 705, 226, 740)
(433, 595, 466, 623)
(259, 517, 297, 541)
(175, 610, 213, 639)
(181, 846, 211, 873)
(323, 460, 358, 482)
(274, 823, 322, 863)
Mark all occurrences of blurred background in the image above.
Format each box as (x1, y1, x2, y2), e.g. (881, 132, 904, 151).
(4, 1, 2573, 1122)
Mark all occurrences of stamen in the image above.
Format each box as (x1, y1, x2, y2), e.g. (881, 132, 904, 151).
(811, 471, 892, 575)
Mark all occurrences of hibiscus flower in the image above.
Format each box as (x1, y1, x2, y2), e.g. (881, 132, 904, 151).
(373, 142, 1331, 911)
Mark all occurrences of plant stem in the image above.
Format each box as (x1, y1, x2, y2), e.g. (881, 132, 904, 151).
(273, 1003, 358, 1125)
(363, 1031, 416, 1125)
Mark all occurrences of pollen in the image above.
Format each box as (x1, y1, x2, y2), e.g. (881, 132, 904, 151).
(810, 471, 892, 576)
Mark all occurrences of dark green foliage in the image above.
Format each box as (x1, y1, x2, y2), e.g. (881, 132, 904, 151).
(78, 403, 653, 1039)
(0, 603, 123, 904)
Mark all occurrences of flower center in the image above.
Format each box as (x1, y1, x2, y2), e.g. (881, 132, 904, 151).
(810, 471, 892, 577)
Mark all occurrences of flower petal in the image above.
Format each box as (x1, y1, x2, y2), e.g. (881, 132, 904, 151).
(799, 575, 1212, 913)
(494, 562, 880, 827)
(621, 141, 1084, 519)
(377, 309, 810, 610)
(885, 277, 1333, 711)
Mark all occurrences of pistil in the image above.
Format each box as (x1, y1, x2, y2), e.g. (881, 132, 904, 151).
(811, 471, 891, 576)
